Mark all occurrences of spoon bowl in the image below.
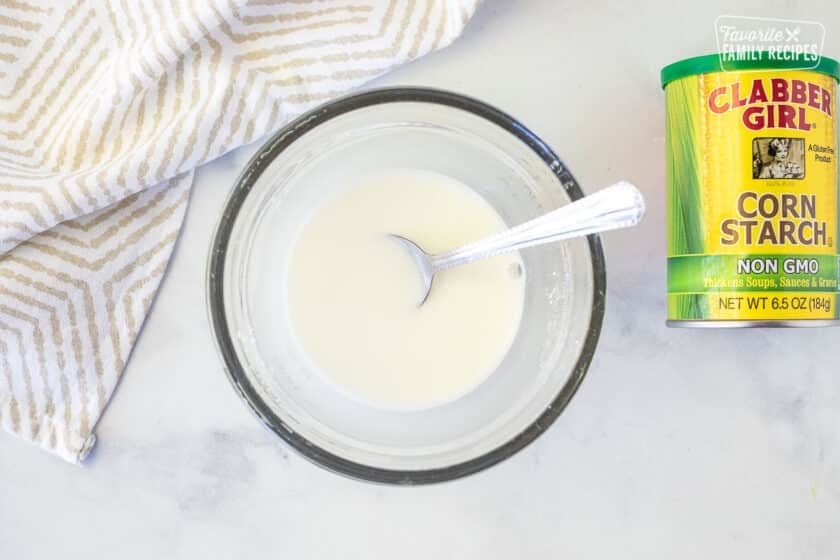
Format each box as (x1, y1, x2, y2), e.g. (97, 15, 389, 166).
(388, 234, 438, 305)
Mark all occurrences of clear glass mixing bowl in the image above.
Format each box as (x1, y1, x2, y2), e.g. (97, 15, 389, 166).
(207, 88, 606, 484)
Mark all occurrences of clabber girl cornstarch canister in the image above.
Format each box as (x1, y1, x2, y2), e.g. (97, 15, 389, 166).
(662, 54, 840, 327)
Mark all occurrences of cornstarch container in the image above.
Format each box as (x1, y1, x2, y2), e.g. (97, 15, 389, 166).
(662, 54, 840, 327)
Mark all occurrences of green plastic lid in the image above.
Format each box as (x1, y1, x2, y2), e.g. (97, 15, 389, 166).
(661, 53, 840, 88)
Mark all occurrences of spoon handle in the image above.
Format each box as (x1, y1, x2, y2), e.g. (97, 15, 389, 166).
(430, 181, 645, 271)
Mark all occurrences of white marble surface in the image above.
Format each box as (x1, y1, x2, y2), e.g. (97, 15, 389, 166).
(3, 1, 840, 558)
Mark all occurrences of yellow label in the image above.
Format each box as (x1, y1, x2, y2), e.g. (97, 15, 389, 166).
(666, 69, 839, 322)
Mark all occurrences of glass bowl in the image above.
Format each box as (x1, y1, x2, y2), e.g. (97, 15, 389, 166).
(207, 88, 605, 484)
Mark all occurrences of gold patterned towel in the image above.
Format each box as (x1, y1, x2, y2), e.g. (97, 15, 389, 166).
(0, 0, 479, 463)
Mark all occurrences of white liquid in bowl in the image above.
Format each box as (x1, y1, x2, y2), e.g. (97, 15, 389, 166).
(286, 169, 525, 410)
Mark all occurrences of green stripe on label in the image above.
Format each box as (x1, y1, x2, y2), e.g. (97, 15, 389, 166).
(668, 254, 840, 293)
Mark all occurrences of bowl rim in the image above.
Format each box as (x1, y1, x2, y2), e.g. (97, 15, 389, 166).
(206, 86, 607, 485)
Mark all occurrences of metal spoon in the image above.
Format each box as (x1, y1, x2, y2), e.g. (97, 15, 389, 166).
(390, 181, 645, 305)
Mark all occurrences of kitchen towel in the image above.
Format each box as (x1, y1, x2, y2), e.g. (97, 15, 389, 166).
(0, 0, 479, 463)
